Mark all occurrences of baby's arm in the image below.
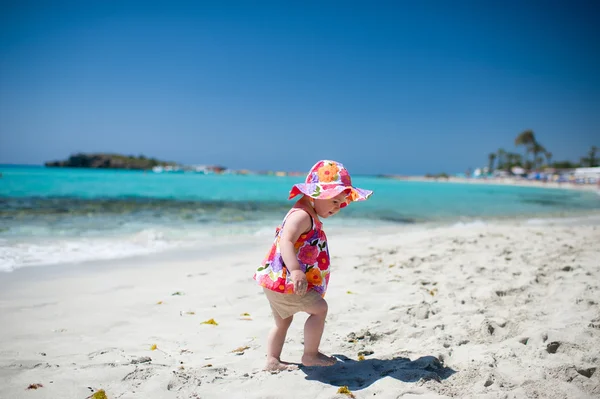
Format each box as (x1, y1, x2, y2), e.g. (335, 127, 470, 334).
(280, 210, 312, 296)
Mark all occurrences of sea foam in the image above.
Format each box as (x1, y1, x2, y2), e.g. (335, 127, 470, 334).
(0, 229, 177, 272)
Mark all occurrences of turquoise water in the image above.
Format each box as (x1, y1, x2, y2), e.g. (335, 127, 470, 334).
(1, 165, 599, 271)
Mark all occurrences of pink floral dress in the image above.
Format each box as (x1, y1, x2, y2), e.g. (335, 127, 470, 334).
(253, 204, 330, 297)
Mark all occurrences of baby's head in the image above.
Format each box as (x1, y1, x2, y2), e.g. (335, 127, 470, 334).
(289, 160, 373, 218)
(311, 190, 350, 218)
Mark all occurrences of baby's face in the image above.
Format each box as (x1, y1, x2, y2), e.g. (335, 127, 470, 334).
(314, 192, 348, 218)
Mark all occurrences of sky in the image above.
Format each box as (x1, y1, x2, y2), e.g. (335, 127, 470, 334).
(0, 0, 598, 175)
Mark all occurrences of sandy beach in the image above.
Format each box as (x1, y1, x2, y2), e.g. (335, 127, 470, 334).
(1, 219, 599, 399)
(393, 176, 600, 193)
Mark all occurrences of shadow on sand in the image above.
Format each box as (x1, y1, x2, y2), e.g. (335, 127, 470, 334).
(300, 354, 456, 390)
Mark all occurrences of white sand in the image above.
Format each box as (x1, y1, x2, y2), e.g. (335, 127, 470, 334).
(398, 176, 600, 192)
(1, 220, 599, 399)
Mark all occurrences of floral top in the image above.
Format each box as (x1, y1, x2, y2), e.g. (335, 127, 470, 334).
(253, 203, 330, 296)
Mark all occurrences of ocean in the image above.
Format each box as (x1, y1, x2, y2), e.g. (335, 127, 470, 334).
(1, 165, 599, 272)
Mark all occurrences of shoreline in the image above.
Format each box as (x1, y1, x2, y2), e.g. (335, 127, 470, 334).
(389, 175, 600, 192)
(2, 211, 600, 275)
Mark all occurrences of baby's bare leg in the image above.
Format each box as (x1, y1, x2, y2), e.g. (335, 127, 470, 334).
(302, 297, 336, 367)
(265, 312, 297, 371)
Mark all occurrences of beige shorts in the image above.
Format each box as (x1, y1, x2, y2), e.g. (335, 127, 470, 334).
(263, 288, 322, 319)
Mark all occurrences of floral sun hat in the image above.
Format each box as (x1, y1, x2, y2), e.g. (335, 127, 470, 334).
(288, 160, 373, 205)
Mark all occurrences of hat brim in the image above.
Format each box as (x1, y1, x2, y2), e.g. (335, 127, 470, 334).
(289, 183, 373, 203)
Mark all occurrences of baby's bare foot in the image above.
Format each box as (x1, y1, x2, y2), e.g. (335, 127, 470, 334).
(264, 357, 299, 373)
(302, 352, 337, 367)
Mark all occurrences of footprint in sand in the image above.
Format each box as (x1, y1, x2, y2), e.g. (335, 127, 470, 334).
(87, 348, 124, 360)
(122, 367, 156, 388)
(167, 369, 202, 392)
(576, 367, 596, 378)
(546, 342, 560, 354)
(346, 329, 382, 343)
(407, 303, 432, 320)
(481, 320, 504, 336)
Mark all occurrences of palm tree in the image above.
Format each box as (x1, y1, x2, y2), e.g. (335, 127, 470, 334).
(514, 153, 523, 166)
(506, 153, 522, 167)
(535, 156, 545, 170)
(497, 148, 506, 170)
(488, 153, 496, 174)
(515, 130, 536, 169)
(511, 153, 524, 170)
(529, 142, 546, 170)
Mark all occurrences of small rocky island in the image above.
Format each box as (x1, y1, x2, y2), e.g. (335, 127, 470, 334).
(45, 153, 176, 170)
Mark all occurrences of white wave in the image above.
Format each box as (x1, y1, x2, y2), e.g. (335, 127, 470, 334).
(525, 218, 549, 226)
(253, 226, 278, 237)
(0, 229, 179, 272)
(451, 220, 487, 228)
(526, 214, 600, 226)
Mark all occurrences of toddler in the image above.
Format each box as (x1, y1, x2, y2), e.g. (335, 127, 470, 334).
(253, 160, 372, 371)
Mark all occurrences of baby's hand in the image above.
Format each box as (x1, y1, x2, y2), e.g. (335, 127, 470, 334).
(290, 270, 308, 296)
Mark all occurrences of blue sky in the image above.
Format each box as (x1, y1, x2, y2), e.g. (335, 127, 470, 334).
(1, 0, 598, 175)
